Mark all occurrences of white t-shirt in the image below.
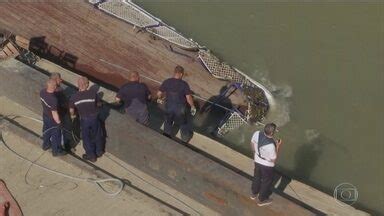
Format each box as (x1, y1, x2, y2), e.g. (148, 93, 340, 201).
(252, 131, 276, 167)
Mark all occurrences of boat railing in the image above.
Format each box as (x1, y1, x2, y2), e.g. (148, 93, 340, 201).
(93, 0, 199, 50)
(217, 109, 248, 136)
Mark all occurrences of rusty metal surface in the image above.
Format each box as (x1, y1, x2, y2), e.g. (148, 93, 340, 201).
(0, 59, 312, 215)
(0, 2, 246, 106)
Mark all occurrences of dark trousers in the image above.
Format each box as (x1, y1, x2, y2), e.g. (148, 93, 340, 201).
(60, 112, 74, 150)
(251, 162, 274, 201)
(42, 115, 63, 154)
(80, 116, 104, 159)
(164, 103, 190, 141)
(126, 100, 149, 126)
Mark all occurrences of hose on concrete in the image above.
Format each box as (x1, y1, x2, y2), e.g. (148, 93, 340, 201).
(7, 114, 81, 142)
(0, 114, 124, 197)
(1, 113, 204, 215)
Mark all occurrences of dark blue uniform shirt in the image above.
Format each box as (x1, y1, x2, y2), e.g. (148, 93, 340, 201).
(159, 78, 192, 105)
(40, 89, 58, 119)
(55, 86, 69, 115)
(116, 81, 150, 109)
(69, 89, 99, 118)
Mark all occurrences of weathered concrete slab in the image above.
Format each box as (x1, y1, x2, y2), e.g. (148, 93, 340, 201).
(0, 59, 313, 215)
(0, 116, 183, 216)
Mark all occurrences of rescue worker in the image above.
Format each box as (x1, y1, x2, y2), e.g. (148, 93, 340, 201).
(50, 73, 67, 114)
(69, 76, 104, 162)
(116, 71, 151, 126)
(157, 65, 196, 141)
(250, 123, 283, 206)
(40, 79, 67, 156)
(50, 73, 72, 150)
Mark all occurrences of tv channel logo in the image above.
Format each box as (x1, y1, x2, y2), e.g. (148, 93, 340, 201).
(333, 183, 358, 206)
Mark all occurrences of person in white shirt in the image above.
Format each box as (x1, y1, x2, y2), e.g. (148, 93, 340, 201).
(250, 123, 283, 206)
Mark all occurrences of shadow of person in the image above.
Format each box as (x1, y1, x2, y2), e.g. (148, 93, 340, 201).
(98, 102, 114, 153)
(272, 171, 292, 192)
(29, 36, 48, 56)
(194, 86, 233, 135)
(293, 135, 325, 182)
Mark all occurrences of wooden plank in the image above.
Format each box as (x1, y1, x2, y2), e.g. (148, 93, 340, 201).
(15, 35, 30, 50)
(0, 51, 7, 59)
(3, 45, 13, 56)
(6, 42, 18, 54)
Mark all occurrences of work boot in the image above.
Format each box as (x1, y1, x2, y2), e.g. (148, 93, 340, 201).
(96, 151, 105, 158)
(257, 198, 273, 207)
(52, 151, 67, 157)
(82, 154, 97, 162)
(250, 193, 258, 200)
(42, 145, 51, 151)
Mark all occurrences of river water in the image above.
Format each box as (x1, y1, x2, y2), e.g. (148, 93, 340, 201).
(135, 1, 383, 214)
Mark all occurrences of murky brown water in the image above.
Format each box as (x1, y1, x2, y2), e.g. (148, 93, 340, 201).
(136, 1, 383, 214)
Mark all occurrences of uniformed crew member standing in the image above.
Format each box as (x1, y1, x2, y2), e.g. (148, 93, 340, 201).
(50, 73, 66, 113)
(50, 72, 72, 150)
(250, 123, 283, 206)
(116, 71, 151, 126)
(157, 65, 196, 141)
(69, 77, 103, 162)
(40, 79, 67, 156)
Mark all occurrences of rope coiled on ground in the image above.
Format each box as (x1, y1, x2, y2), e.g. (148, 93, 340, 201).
(0, 114, 124, 197)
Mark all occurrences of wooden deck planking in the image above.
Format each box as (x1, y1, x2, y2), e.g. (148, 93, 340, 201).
(0, 2, 243, 104)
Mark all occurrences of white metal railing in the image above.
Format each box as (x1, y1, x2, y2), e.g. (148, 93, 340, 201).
(92, 0, 199, 49)
(98, 0, 159, 28)
(217, 112, 247, 136)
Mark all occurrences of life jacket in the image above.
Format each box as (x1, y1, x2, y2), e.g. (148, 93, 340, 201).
(257, 132, 276, 160)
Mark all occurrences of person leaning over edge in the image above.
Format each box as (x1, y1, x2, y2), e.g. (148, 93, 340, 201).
(69, 76, 104, 162)
(156, 65, 196, 142)
(39, 79, 67, 156)
(250, 123, 283, 206)
(115, 71, 151, 126)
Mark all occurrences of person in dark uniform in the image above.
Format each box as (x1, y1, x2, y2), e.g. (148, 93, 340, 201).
(116, 71, 151, 126)
(50, 73, 72, 150)
(69, 76, 103, 162)
(50, 73, 65, 112)
(40, 79, 67, 156)
(157, 65, 196, 141)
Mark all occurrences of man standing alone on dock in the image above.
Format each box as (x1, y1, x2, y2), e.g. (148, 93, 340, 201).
(69, 76, 104, 162)
(40, 79, 67, 156)
(250, 123, 282, 206)
(116, 71, 151, 126)
(157, 65, 196, 142)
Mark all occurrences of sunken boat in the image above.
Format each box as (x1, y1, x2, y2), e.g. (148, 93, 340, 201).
(0, 0, 273, 135)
